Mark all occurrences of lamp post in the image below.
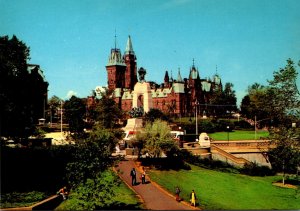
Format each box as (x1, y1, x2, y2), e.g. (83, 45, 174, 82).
(254, 116, 270, 140)
(60, 101, 63, 139)
(195, 99, 199, 136)
(227, 126, 229, 144)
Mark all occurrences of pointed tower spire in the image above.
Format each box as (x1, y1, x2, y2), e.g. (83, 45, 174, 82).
(125, 35, 135, 55)
(177, 68, 183, 82)
(114, 29, 117, 49)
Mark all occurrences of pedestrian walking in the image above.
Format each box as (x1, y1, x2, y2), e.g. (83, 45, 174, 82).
(130, 168, 137, 186)
(141, 167, 146, 184)
(175, 186, 181, 202)
(190, 189, 197, 206)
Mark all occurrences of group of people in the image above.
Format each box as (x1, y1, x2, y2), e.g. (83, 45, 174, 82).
(175, 187, 197, 206)
(130, 167, 146, 186)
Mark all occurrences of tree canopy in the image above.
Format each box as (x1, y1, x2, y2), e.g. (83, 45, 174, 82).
(140, 120, 179, 158)
(240, 59, 300, 181)
(94, 89, 124, 129)
(63, 96, 86, 134)
(0, 35, 48, 138)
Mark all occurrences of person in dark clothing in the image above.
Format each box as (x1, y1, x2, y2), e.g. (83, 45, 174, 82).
(175, 186, 181, 202)
(130, 168, 137, 186)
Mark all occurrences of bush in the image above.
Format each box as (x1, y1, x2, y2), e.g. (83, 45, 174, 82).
(234, 120, 253, 129)
(0, 191, 48, 208)
(199, 120, 216, 133)
(139, 157, 191, 170)
(178, 149, 239, 173)
(241, 162, 275, 176)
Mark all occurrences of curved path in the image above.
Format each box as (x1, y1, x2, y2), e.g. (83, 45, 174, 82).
(115, 158, 199, 210)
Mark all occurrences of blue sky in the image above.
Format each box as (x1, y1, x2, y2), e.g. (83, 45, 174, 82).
(1, 0, 300, 106)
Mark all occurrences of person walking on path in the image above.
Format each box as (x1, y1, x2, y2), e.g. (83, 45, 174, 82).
(141, 167, 146, 184)
(190, 190, 197, 207)
(130, 167, 137, 186)
(175, 186, 181, 202)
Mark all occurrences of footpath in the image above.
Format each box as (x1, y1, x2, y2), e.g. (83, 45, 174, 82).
(115, 156, 199, 210)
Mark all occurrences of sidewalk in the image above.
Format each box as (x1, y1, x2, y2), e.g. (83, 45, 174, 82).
(115, 158, 199, 210)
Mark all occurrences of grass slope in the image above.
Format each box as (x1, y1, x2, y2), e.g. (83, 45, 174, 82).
(149, 165, 300, 210)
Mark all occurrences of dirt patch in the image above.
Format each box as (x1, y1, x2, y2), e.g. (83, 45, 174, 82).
(273, 182, 298, 189)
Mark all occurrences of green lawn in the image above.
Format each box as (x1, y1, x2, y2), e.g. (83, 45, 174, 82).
(208, 130, 269, 141)
(148, 164, 300, 210)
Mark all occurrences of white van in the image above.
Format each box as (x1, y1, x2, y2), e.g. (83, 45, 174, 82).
(198, 132, 211, 148)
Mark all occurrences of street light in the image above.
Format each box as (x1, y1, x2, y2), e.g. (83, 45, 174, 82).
(195, 99, 199, 136)
(60, 101, 63, 139)
(227, 126, 229, 144)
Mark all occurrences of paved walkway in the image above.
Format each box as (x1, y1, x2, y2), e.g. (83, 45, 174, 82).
(115, 158, 199, 210)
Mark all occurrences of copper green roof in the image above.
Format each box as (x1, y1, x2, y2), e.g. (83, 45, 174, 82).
(201, 81, 211, 92)
(189, 66, 199, 79)
(213, 74, 221, 85)
(125, 35, 135, 55)
(173, 83, 185, 93)
(177, 69, 183, 82)
(107, 48, 126, 66)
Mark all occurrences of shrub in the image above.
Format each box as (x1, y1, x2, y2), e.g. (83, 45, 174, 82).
(61, 171, 119, 210)
(177, 149, 239, 173)
(241, 162, 275, 176)
(139, 157, 191, 170)
(0, 191, 48, 208)
(234, 120, 253, 129)
(199, 120, 216, 133)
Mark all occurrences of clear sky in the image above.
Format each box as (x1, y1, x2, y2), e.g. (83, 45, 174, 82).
(1, 0, 300, 106)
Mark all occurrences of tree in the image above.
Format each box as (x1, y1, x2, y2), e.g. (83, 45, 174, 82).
(268, 127, 300, 185)
(210, 82, 237, 117)
(240, 83, 270, 124)
(63, 96, 86, 134)
(48, 95, 62, 123)
(141, 120, 179, 157)
(94, 88, 124, 129)
(266, 58, 300, 124)
(65, 123, 116, 188)
(266, 59, 300, 184)
(0, 35, 33, 138)
(143, 108, 169, 123)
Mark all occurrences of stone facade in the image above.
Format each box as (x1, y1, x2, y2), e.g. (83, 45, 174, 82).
(98, 35, 223, 117)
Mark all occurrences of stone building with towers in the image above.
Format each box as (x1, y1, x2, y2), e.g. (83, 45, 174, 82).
(95, 35, 223, 117)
